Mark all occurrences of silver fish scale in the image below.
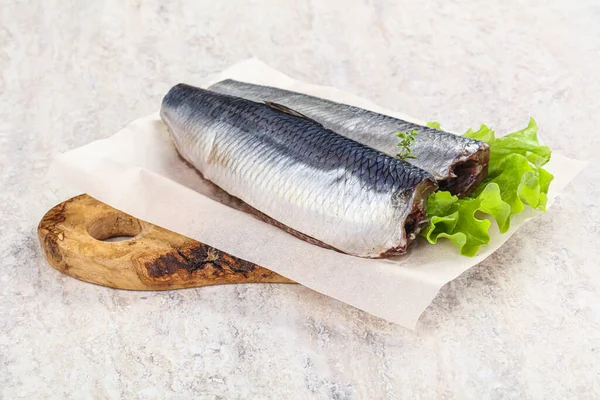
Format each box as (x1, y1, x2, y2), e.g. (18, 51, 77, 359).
(209, 80, 486, 182)
(160, 84, 436, 258)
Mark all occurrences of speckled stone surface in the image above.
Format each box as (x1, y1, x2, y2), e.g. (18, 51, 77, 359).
(1, 1, 599, 398)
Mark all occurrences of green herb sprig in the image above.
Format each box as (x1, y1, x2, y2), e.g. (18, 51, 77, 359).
(395, 129, 418, 160)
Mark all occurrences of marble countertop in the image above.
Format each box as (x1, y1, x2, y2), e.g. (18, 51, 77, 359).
(1, 1, 599, 398)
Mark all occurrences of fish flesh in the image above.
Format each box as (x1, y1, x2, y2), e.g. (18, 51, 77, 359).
(160, 84, 437, 258)
(209, 79, 490, 196)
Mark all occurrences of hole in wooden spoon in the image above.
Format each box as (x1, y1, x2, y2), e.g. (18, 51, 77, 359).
(87, 212, 142, 242)
(102, 235, 135, 242)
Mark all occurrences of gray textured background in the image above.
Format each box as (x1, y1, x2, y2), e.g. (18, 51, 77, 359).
(1, 0, 599, 398)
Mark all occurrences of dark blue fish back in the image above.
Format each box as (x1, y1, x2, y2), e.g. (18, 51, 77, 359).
(163, 84, 434, 194)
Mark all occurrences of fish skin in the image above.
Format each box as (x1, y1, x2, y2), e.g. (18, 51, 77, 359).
(209, 79, 490, 196)
(160, 84, 437, 258)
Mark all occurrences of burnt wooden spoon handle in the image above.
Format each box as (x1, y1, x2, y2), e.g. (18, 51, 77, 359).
(38, 194, 294, 290)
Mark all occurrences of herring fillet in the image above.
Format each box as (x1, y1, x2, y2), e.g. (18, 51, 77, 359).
(160, 84, 436, 258)
(209, 79, 490, 196)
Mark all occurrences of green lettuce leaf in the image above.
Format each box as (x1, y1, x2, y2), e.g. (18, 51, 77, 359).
(422, 118, 554, 256)
(422, 184, 511, 256)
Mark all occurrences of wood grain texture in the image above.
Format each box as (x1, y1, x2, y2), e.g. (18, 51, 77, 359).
(37, 194, 294, 290)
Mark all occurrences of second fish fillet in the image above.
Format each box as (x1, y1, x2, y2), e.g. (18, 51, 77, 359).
(209, 79, 490, 196)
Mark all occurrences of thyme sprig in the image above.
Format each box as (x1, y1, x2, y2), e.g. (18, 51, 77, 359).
(395, 129, 418, 160)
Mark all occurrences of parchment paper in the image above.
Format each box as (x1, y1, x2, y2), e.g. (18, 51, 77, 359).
(50, 59, 586, 329)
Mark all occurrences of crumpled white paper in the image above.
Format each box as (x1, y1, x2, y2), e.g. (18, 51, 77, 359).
(51, 59, 586, 329)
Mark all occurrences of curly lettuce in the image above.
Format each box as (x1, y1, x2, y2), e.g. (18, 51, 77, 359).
(421, 118, 553, 256)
